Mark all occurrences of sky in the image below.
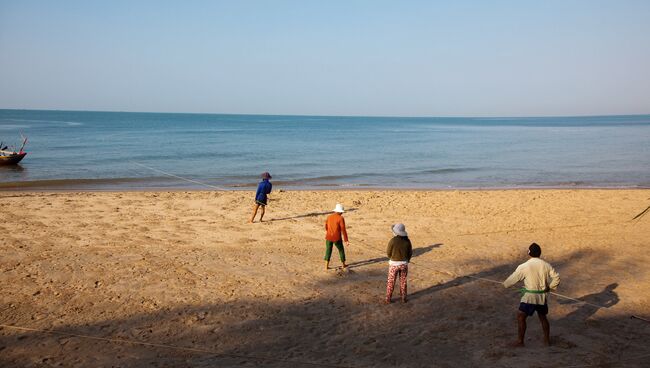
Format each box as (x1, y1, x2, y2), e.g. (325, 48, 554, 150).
(1, 0, 649, 117)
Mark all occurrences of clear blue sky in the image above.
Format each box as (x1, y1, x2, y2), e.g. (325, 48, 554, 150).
(1, 0, 649, 116)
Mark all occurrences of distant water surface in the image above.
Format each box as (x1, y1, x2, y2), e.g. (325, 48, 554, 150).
(1, 110, 649, 190)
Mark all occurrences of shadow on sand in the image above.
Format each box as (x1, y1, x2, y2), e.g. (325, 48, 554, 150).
(269, 208, 358, 222)
(2, 251, 648, 368)
(347, 243, 442, 270)
(558, 283, 619, 322)
(407, 250, 603, 303)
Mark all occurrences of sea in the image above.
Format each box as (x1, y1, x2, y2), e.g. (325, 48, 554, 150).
(1, 109, 649, 190)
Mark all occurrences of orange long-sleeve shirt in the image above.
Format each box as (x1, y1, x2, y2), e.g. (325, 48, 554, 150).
(325, 213, 348, 242)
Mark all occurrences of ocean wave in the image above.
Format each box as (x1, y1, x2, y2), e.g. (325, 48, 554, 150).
(1, 118, 82, 126)
(227, 174, 379, 188)
(419, 168, 480, 174)
(294, 174, 380, 182)
(0, 118, 50, 123)
(0, 177, 172, 189)
(0, 124, 31, 130)
(224, 170, 475, 188)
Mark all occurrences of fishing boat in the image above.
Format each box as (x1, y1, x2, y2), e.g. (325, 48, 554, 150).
(0, 136, 28, 165)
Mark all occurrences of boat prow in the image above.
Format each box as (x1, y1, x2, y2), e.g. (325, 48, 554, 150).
(0, 135, 28, 165)
(0, 151, 27, 165)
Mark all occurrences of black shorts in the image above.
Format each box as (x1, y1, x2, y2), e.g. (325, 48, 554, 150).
(519, 302, 548, 316)
(255, 200, 267, 207)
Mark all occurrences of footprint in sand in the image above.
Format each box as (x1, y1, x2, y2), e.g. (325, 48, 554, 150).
(335, 268, 354, 277)
(552, 335, 578, 349)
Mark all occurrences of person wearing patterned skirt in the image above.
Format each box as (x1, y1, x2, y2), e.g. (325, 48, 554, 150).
(385, 223, 412, 304)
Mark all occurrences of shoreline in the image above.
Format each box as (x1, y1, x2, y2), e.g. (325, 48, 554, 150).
(2, 186, 650, 194)
(1, 178, 649, 192)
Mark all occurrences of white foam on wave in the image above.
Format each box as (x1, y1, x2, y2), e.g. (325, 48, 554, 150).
(2, 118, 51, 123)
(1, 118, 82, 126)
(0, 124, 30, 130)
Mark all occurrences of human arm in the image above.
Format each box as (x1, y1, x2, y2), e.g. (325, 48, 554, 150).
(340, 217, 349, 244)
(267, 182, 272, 195)
(547, 264, 560, 291)
(503, 266, 524, 288)
(255, 183, 263, 200)
(386, 238, 394, 258)
(406, 240, 413, 262)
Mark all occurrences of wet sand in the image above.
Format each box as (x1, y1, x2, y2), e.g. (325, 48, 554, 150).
(1, 189, 649, 367)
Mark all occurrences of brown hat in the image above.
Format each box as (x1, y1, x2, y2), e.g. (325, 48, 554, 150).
(261, 172, 272, 179)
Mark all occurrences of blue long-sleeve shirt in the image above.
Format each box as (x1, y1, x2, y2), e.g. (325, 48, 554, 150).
(255, 179, 272, 204)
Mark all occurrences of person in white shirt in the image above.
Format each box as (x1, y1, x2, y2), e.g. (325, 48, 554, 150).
(503, 243, 560, 346)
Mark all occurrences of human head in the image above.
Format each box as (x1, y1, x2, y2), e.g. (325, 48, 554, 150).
(333, 203, 345, 213)
(261, 172, 272, 179)
(392, 223, 408, 237)
(528, 243, 542, 257)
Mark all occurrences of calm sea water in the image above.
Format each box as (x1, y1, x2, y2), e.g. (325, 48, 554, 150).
(1, 109, 649, 190)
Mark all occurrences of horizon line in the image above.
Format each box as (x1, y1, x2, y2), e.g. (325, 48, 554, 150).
(1, 107, 649, 120)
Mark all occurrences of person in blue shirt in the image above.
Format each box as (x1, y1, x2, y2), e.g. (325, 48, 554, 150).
(250, 172, 273, 223)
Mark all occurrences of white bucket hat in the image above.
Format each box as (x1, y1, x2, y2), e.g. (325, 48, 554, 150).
(333, 203, 345, 213)
(392, 223, 408, 237)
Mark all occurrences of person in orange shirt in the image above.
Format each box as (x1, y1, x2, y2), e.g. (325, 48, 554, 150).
(324, 203, 349, 270)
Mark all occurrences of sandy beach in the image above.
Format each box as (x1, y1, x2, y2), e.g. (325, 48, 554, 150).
(1, 189, 649, 367)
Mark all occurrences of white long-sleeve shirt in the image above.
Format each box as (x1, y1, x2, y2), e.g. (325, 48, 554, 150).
(503, 257, 560, 305)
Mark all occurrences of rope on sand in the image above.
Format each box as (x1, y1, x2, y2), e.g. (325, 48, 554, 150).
(631, 205, 650, 221)
(454, 221, 619, 237)
(4, 200, 645, 366)
(352, 242, 650, 367)
(452, 202, 649, 235)
(562, 352, 650, 368)
(353, 241, 610, 309)
(129, 161, 227, 191)
(0, 324, 357, 368)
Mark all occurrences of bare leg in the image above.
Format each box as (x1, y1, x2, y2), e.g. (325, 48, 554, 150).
(249, 204, 260, 223)
(259, 205, 266, 222)
(538, 313, 551, 346)
(325, 261, 329, 270)
(515, 310, 527, 347)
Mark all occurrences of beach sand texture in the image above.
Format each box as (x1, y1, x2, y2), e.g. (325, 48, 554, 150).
(1, 189, 649, 367)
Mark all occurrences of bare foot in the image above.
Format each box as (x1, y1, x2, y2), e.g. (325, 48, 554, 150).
(401, 298, 408, 304)
(510, 341, 525, 348)
(384, 299, 391, 304)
